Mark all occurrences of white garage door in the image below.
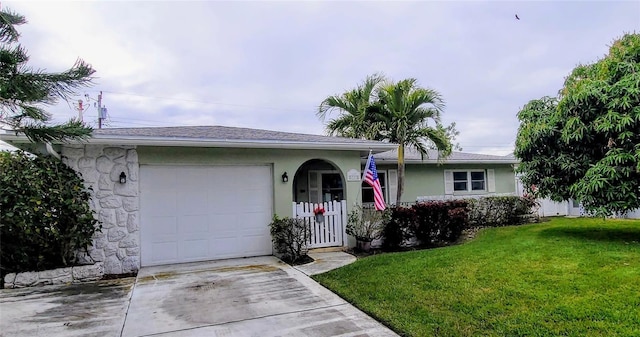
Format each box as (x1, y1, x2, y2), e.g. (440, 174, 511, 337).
(140, 165, 273, 266)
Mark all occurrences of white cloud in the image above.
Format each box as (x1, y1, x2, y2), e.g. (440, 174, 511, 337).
(4, 0, 639, 155)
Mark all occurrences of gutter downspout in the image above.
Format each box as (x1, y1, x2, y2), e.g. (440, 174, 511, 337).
(45, 143, 61, 160)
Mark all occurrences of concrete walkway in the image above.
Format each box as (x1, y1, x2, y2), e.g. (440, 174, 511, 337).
(294, 250, 357, 276)
(1, 252, 398, 337)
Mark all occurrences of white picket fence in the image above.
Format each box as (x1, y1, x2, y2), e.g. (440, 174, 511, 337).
(293, 200, 347, 248)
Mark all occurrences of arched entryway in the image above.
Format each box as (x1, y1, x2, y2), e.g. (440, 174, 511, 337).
(292, 159, 347, 248)
(293, 159, 345, 204)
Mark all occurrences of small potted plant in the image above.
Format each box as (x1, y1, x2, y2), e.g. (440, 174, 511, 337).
(314, 206, 325, 223)
(346, 205, 385, 252)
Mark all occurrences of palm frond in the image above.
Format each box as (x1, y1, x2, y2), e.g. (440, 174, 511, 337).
(317, 73, 387, 138)
(17, 118, 92, 143)
(0, 8, 26, 43)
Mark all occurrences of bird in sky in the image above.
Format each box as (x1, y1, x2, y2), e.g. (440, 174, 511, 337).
(515, 14, 520, 20)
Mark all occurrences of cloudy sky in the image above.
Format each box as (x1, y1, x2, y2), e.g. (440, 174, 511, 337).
(2, 0, 639, 154)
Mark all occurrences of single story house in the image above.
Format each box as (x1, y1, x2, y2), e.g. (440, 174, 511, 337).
(2, 126, 395, 274)
(1, 125, 520, 275)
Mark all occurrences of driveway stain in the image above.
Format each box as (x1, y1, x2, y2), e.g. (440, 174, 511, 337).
(22, 278, 134, 331)
(137, 264, 279, 284)
(159, 267, 296, 325)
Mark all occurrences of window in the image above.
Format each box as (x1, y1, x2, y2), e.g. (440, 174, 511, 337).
(471, 172, 485, 191)
(321, 173, 344, 201)
(453, 172, 468, 191)
(308, 171, 344, 203)
(453, 171, 486, 192)
(362, 172, 386, 203)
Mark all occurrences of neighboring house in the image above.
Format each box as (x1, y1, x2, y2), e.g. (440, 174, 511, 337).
(364, 147, 519, 205)
(514, 176, 580, 217)
(1, 126, 395, 274)
(514, 166, 639, 219)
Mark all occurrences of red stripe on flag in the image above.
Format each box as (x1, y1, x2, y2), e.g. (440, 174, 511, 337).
(364, 155, 385, 211)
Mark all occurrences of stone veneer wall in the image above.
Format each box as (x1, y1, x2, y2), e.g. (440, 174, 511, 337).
(3, 263, 105, 288)
(62, 145, 140, 275)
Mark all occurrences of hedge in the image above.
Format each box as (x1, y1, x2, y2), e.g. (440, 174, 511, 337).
(0, 151, 101, 280)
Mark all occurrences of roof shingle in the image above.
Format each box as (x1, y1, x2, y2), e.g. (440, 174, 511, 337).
(374, 147, 518, 164)
(92, 126, 385, 145)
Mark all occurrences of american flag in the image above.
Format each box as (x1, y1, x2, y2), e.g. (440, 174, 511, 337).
(363, 153, 386, 211)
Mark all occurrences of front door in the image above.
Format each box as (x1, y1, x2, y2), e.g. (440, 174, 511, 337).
(308, 171, 344, 203)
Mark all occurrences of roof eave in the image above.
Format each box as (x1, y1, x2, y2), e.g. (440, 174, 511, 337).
(0, 133, 397, 153)
(368, 158, 519, 165)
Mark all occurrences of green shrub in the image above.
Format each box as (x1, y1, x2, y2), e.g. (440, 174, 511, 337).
(413, 200, 469, 245)
(0, 151, 101, 278)
(467, 196, 538, 227)
(269, 215, 310, 263)
(382, 201, 470, 249)
(412, 202, 444, 244)
(445, 203, 469, 241)
(382, 207, 415, 250)
(346, 205, 386, 242)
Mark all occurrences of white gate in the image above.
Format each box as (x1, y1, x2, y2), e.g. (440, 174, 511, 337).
(293, 200, 347, 248)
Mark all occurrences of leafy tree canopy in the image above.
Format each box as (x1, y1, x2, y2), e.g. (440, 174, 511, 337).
(515, 33, 640, 216)
(0, 7, 95, 143)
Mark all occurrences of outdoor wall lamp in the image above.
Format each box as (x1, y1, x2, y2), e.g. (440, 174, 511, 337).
(119, 172, 127, 184)
(282, 172, 288, 183)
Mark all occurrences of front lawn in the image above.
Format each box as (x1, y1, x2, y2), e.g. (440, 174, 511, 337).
(313, 217, 640, 337)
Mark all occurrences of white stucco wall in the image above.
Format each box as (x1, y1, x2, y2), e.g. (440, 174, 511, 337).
(62, 145, 140, 275)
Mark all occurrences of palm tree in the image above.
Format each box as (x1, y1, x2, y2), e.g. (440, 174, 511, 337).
(317, 73, 385, 139)
(374, 78, 453, 202)
(318, 75, 455, 203)
(0, 7, 95, 143)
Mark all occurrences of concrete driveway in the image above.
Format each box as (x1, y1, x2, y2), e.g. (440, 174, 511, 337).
(1, 256, 398, 337)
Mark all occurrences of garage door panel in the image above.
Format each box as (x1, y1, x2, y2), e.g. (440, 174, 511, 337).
(239, 191, 270, 206)
(145, 191, 177, 216)
(149, 242, 178, 263)
(180, 239, 208, 259)
(242, 235, 272, 255)
(238, 212, 270, 230)
(209, 214, 236, 231)
(178, 191, 209, 215)
(150, 216, 178, 235)
(211, 236, 241, 256)
(180, 215, 208, 234)
(141, 165, 273, 266)
(147, 166, 175, 181)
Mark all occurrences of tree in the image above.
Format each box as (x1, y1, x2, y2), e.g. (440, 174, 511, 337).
(374, 79, 453, 202)
(0, 8, 95, 143)
(318, 73, 385, 139)
(318, 75, 455, 203)
(515, 33, 640, 216)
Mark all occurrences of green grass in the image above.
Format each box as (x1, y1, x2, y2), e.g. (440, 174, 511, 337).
(313, 217, 640, 337)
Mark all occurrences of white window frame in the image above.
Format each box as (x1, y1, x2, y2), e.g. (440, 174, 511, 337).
(361, 170, 388, 202)
(452, 170, 486, 192)
(445, 169, 495, 195)
(360, 169, 399, 205)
